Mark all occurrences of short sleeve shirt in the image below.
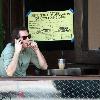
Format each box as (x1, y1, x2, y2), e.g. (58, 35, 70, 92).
(0, 43, 41, 77)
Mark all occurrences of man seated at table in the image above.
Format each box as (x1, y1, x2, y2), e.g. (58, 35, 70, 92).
(0, 27, 48, 77)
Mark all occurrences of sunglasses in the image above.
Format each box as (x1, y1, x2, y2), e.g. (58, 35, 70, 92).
(22, 34, 31, 40)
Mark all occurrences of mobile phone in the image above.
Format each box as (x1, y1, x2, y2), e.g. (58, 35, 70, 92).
(16, 38, 23, 44)
(16, 37, 19, 39)
(19, 40, 23, 44)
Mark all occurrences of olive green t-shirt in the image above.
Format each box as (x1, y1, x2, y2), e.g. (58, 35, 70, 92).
(0, 43, 40, 77)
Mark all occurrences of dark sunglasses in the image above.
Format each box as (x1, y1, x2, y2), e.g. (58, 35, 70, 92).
(22, 34, 31, 40)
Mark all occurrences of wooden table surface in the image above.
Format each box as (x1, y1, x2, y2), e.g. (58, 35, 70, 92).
(0, 75, 100, 81)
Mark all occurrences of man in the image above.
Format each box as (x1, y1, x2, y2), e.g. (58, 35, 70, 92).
(0, 27, 48, 77)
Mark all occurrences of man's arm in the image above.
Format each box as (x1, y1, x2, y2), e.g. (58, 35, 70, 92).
(33, 48, 48, 70)
(29, 41, 48, 70)
(6, 52, 19, 76)
(6, 39, 22, 76)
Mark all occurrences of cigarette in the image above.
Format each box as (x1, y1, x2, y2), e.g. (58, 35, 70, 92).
(30, 39, 33, 41)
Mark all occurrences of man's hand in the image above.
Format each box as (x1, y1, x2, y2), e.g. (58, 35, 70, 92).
(28, 40, 39, 51)
(15, 39, 22, 53)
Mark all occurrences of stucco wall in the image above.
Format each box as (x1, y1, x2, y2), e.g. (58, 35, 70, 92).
(88, 0, 100, 50)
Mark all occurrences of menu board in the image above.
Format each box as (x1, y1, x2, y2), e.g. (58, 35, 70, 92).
(28, 10, 73, 41)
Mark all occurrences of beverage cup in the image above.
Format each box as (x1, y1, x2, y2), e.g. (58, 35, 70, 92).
(58, 58, 65, 69)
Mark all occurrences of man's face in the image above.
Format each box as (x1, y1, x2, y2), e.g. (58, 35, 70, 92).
(19, 30, 31, 48)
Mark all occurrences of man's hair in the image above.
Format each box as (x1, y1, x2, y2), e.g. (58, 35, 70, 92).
(11, 27, 29, 44)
